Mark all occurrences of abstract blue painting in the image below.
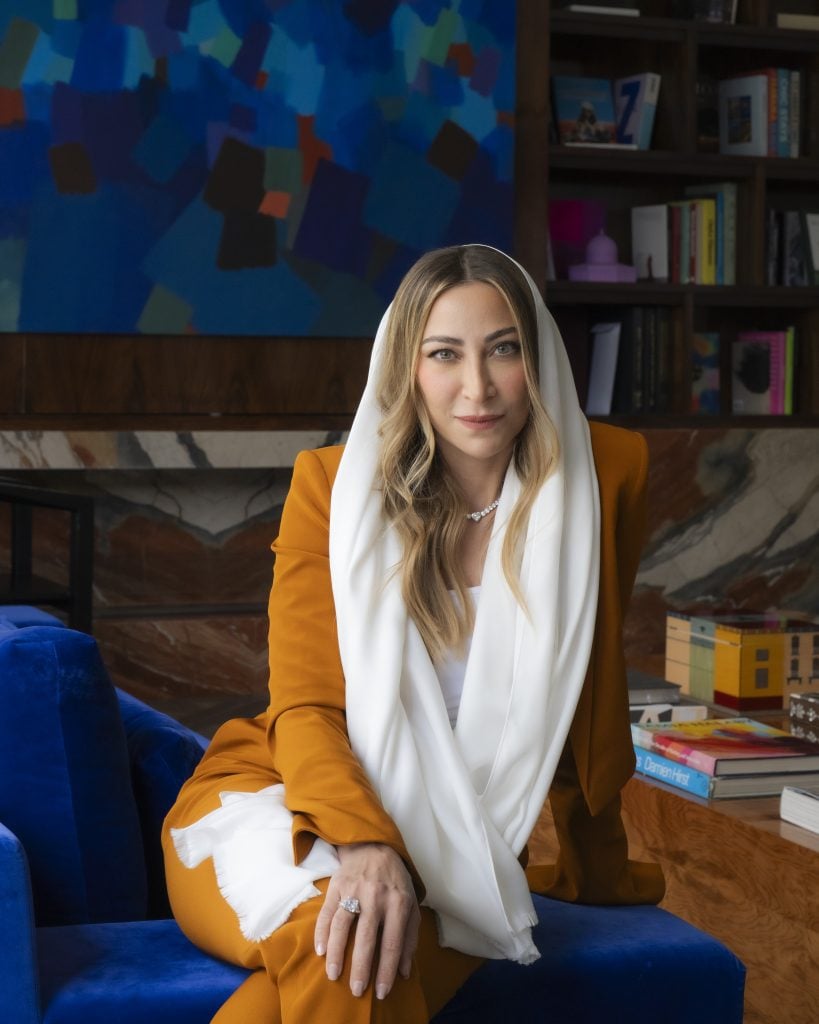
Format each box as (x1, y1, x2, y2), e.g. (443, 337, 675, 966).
(0, 0, 515, 335)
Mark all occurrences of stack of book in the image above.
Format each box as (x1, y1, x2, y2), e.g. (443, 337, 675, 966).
(718, 69, 802, 158)
(766, 209, 819, 287)
(731, 328, 796, 415)
(585, 306, 676, 415)
(632, 716, 819, 799)
(631, 183, 737, 287)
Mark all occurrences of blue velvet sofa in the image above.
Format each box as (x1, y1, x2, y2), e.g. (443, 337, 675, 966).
(0, 610, 746, 1023)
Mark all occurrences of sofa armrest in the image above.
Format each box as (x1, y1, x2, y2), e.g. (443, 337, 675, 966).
(0, 822, 42, 1024)
(116, 689, 207, 918)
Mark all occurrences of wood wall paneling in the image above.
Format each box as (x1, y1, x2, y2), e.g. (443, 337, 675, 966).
(18, 335, 371, 418)
(0, 335, 24, 414)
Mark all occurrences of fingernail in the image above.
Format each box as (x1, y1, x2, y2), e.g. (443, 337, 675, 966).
(400, 967, 411, 981)
(327, 963, 340, 981)
(376, 983, 389, 1000)
(315, 941, 325, 956)
(351, 980, 365, 998)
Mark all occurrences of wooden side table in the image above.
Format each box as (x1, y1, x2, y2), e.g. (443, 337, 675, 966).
(530, 776, 819, 1024)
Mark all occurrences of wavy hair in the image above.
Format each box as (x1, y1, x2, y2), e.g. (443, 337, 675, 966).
(375, 246, 560, 662)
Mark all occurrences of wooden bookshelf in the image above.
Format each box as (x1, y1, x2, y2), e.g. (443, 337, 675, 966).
(515, 0, 819, 426)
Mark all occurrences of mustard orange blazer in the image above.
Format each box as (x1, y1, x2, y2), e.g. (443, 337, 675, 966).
(164, 421, 665, 907)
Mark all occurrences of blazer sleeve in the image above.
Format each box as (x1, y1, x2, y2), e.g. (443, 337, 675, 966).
(266, 449, 422, 891)
(526, 428, 665, 905)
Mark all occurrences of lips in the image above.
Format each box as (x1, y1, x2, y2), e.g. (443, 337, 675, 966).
(456, 415, 503, 430)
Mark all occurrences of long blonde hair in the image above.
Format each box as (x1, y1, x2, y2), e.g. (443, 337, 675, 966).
(376, 246, 560, 662)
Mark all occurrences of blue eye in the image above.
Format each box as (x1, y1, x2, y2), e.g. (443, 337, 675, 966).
(430, 348, 456, 361)
(494, 341, 520, 356)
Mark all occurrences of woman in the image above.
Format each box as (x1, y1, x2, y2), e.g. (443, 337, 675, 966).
(163, 245, 664, 1023)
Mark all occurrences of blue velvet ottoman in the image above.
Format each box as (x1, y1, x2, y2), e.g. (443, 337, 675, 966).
(0, 617, 745, 1023)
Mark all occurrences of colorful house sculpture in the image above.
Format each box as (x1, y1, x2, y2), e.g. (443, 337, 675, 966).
(666, 613, 819, 711)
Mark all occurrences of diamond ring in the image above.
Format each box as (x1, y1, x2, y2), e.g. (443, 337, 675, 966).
(339, 897, 361, 914)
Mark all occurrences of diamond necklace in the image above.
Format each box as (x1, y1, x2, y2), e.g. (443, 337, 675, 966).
(464, 497, 500, 522)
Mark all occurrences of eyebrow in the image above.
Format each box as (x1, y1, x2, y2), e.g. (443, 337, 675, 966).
(421, 326, 519, 346)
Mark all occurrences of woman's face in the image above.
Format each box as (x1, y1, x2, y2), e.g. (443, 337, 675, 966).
(415, 281, 530, 481)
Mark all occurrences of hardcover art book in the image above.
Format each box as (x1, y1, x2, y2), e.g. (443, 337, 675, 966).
(551, 76, 617, 144)
(718, 73, 768, 156)
(631, 717, 819, 776)
(614, 72, 661, 148)
(731, 331, 788, 414)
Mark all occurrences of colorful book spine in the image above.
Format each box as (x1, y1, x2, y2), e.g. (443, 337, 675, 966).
(634, 745, 713, 799)
(765, 67, 778, 156)
(691, 331, 720, 414)
(789, 70, 801, 158)
(777, 67, 790, 157)
(698, 198, 717, 285)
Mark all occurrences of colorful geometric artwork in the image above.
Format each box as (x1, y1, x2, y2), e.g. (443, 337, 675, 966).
(0, 1, 515, 336)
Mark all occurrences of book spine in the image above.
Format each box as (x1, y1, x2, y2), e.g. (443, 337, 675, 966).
(688, 200, 697, 284)
(639, 73, 660, 150)
(713, 190, 724, 285)
(643, 305, 657, 412)
(767, 68, 777, 157)
(634, 745, 713, 799)
(655, 306, 673, 413)
(768, 332, 787, 415)
(777, 67, 789, 157)
(722, 184, 736, 286)
(785, 325, 795, 415)
(701, 199, 716, 285)
(766, 208, 781, 286)
(670, 205, 681, 284)
(789, 70, 801, 159)
(632, 306, 645, 412)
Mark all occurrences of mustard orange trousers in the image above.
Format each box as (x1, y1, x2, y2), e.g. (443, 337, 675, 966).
(162, 835, 483, 1023)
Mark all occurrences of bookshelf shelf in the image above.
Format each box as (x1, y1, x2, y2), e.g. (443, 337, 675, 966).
(518, 0, 819, 422)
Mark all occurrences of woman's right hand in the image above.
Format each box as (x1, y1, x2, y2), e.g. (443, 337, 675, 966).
(314, 842, 420, 1001)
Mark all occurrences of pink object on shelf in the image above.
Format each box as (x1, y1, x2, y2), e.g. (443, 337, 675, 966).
(568, 229, 637, 282)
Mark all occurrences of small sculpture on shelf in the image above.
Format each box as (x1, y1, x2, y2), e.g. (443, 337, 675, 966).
(568, 229, 637, 282)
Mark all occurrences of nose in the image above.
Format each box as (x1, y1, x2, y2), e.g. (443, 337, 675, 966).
(462, 354, 496, 402)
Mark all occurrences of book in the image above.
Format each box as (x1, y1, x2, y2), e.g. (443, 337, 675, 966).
(627, 669, 681, 705)
(766, 208, 782, 285)
(718, 73, 768, 157)
(684, 181, 737, 285)
(784, 325, 795, 415)
(731, 331, 787, 414)
(668, 200, 692, 283)
(654, 306, 674, 413)
(631, 717, 819, 776)
(783, 210, 809, 286)
(631, 204, 669, 281)
(585, 322, 621, 416)
(693, 197, 717, 285)
(552, 76, 617, 144)
(776, 12, 819, 29)
(777, 67, 789, 158)
(801, 211, 819, 286)
(780, 786, 819, 834)
(635, 745, 819, 798)
(630, 703, 709, 725)
(790, 692, 819, 745)
(614, 72, 661, 149)
(612, 306, 645, 413)
(548, 199, 607, 279)
(789, 69, 801, 158)
(691, 331, 720, 414)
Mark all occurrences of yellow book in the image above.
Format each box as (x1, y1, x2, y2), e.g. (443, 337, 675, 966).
(696, 198, 717, 285)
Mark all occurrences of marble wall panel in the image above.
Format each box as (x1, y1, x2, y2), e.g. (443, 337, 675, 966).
(93, 614, 270, 703)
(626, 428, 819, 673)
